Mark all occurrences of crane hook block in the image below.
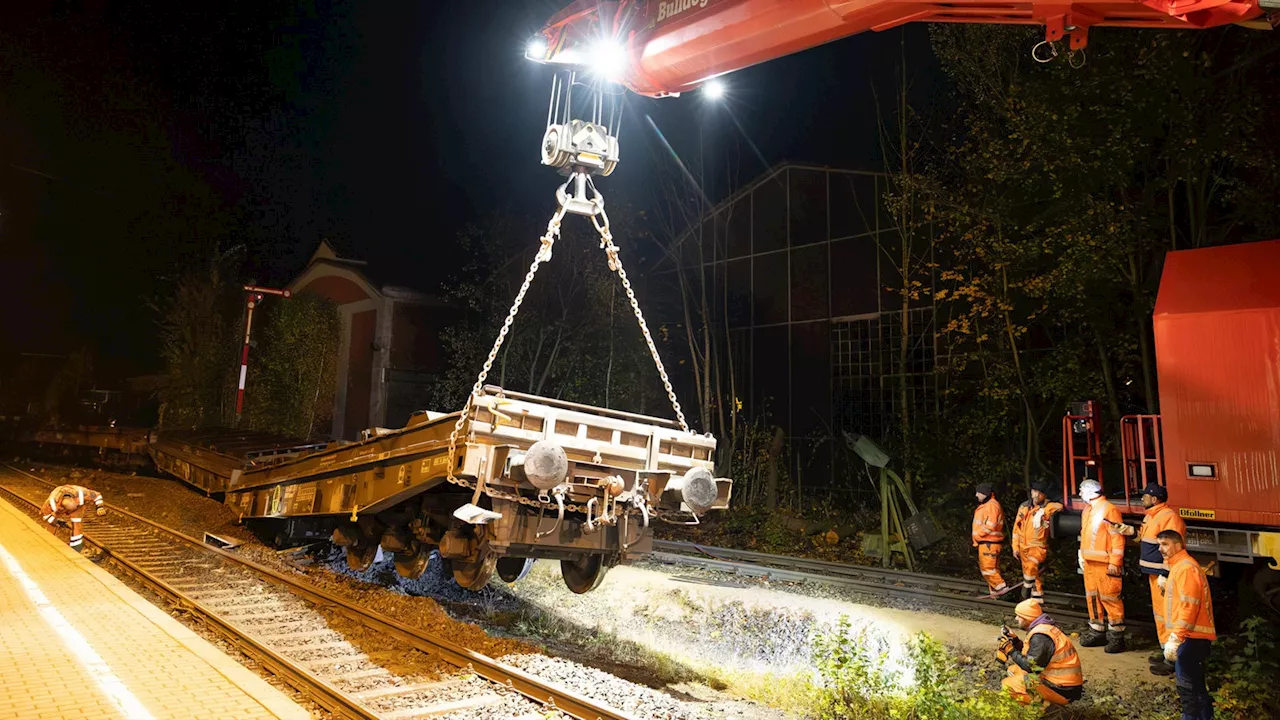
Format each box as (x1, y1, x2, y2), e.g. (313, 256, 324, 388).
(541, 120, 619, 177)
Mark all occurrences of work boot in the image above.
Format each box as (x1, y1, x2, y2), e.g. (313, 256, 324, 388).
(1020, 585, 1033, 601)
(1149, 660, 1174, 676)
(1148, 648, 1166, 665)
(1079, 627, 1107, 647)
(1104, 629, 1127, 654)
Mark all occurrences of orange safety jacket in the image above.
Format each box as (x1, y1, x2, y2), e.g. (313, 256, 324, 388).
(1080, 497, 1124, 568)
(1138, 503, 1186, 576)
(1027, 622, 1083, 688)
(40, 484, 103, 524)
(972, 497, 1005, 546)
(1012, 500, 1064, 554)
(1165, 550, 1216, 641)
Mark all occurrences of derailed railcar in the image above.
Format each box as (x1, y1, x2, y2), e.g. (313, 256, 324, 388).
(149, 428, 326, 496)
(30, 425, 152, 468)
(224, 386, 732, 592)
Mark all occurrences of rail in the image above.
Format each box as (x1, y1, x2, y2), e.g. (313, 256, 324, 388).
(650, 539, 1152, 629)
(1, 464, 633, 720)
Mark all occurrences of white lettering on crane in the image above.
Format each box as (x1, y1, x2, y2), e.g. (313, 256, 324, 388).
(656, 0, 711, 23)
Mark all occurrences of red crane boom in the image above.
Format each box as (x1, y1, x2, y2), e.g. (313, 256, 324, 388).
(531, 0, 1271, 97)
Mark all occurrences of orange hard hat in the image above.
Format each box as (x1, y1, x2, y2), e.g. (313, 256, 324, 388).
(60, 496, 78, 511)
(1015, 599, 1044, 622)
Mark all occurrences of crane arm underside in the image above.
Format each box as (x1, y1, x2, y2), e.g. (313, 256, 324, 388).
(534, 0, 1271, 97)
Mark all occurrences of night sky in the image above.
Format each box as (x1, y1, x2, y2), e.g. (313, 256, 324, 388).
(0, 1, 936, 377)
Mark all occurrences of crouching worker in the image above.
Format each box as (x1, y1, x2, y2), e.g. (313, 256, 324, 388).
(997, 599, 1083, 708)
(40, 484, 106, 552)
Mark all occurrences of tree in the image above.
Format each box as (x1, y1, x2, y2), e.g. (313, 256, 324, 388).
(153, 247, 243, 429)
(241, 293, 340, 439)
(921, 25, 1280, 487)
(431, 203, 668, 418)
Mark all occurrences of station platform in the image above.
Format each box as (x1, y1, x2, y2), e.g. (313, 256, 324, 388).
(0, 498, 310, 720)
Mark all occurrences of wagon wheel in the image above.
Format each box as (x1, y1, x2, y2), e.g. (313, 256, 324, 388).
(496, 557, 535, 584)
(345, 542, 379, 572)
(452, 553, 497, 591)
(393, 544, 431, 579)
(560, 555, 608, 594)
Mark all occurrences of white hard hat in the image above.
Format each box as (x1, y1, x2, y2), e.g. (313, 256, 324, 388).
(1078, 480, 1102, 500)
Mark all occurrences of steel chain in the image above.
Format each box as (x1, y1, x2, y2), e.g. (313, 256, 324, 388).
(442, 172, 689, 516)
(589, 187, 690, 432)
(446, 204, 567, 496)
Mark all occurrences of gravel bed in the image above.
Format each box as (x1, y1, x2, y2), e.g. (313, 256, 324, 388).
(502, 653, 709, 719)
(633, 556, 1126, 640)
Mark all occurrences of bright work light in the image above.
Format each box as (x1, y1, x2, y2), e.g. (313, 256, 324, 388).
(588, 39, 627, 81)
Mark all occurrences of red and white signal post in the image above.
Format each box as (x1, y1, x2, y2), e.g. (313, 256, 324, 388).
(236, 284, 292, 423)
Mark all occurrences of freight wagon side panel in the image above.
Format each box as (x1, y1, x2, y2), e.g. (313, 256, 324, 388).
(1153, 240, 1280, 528)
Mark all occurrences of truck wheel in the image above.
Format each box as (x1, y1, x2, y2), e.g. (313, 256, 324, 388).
(561, 555, 608, 594)
(346, 542, 378, 572)
(452, 553, 497, 590)
(393, 544, 430, 579)
(497, 557, 535, 583)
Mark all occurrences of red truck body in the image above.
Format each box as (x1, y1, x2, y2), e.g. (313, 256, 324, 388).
(1153, 239, 1280, 528)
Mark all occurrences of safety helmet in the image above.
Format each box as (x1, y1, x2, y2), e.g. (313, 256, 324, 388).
(60, 496, 77, 511)
(1078, 479, 1102, 501)
(1015, 598, 1045, 622)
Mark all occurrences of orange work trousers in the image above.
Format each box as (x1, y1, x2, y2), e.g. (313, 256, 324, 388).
(1149, 573, 1168, 643)
(1020, 547, 1048, 599)
(1002, 666, 1071, 707)
(978, 542, 1007, 592)
(1083, 561, 1124, 630)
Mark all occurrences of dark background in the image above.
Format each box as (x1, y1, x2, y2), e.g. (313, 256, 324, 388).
(0, 1, 937, 377)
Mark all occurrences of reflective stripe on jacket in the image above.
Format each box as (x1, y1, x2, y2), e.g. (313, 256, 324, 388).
(1165, 550, 1216, 641)
(972, 498, 1005, 545)
(43, 485, 103, 521)
(1013, 500, 1063, 554)
(1080, 498, 1124, 567)
(1137, 504, 1185, 576)
(1027, 623, 1083, 688)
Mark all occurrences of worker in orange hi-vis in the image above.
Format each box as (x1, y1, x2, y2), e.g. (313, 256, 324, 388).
(1112, 483, 1186, 675)
(39, 484, 106, 553)
(997, 598, 1083, 708)
(1076, 479, 1127, 653)
(1158, 529, 1216, 720)
(1012, 480, 1065, 602)
(972, 482, 1011, 599)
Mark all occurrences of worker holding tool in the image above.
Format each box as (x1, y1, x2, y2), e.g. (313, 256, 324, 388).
(972, 482, 1012, 599)
(1157, 529, 1216, 720)
(1077, 479, 1127, 652)
(40, 484, 106, 552)
(1012, 480, 1064, 602)
(1111, 483, 1186, 674)
(997, 598, 1083, 707)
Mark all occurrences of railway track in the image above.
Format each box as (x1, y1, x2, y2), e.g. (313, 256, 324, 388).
(649, 539, 1152, 630)
(0, 465, 633, 720)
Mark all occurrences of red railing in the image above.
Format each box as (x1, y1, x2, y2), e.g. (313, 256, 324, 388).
(1062, 400, 1106, 510)
(1120, 414, 1164, 496)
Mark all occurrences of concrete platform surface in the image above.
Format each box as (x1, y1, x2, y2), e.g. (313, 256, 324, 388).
(0, 497, 311, 720)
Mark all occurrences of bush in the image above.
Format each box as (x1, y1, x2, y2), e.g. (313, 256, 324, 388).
(810, 616, 1041, 720)
(1211, 616, 1280, 720)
